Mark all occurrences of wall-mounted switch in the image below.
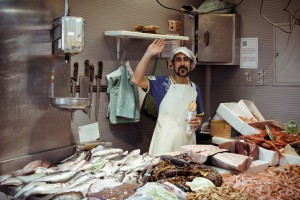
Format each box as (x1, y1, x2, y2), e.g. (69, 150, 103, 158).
(256, 69, 264, 86)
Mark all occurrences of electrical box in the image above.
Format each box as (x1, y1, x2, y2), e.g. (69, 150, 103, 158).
(53, 16, 84, 56)
(184, 14, 241, 65)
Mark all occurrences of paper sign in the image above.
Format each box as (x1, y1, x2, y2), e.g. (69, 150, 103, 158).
(240, 38, 258, 69)
(78, 122, 100, 143)
(162, 40, 181, 58)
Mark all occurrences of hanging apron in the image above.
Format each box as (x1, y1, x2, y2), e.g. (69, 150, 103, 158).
(149, 81, 197, 156)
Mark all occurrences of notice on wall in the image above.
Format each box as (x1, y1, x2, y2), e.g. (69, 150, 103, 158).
(240, 38, 258, 69)
(162, 40, 181, 58)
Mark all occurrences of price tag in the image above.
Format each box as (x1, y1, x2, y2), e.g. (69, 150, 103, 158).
(284, 120, 299, 135)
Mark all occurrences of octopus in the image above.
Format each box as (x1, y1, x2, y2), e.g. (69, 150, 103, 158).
(140, 153, 223, 189)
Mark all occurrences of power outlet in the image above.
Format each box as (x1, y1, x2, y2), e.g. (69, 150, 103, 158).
(256, 69, 264, 85)
(243, 70, 252, 86)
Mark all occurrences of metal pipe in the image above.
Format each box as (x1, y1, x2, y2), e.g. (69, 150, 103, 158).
(205, 65, 211, 119)
(64, 0, 69, 16)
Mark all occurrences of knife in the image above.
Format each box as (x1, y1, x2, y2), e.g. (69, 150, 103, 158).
(89, 64, 94, 119)
(71, 62, 78, 98)
(95, 61, 103, 121)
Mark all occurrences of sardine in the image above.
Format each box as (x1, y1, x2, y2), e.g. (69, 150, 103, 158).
(33, 170, 77, 183)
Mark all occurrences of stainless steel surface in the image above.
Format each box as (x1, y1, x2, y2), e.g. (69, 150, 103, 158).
(0, 146, 76, 175)
(184, 13, 241, 65)
(0, 0, 72, 166)
(50, 97, 91, 111)
(197, 14, 241, 65)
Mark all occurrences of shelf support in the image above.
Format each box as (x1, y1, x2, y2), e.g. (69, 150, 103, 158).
(116, 37, 122, 60)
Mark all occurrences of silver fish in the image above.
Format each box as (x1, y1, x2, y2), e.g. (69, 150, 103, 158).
(0, 177, 22, 186)
(55, 178, 98, 197)
(88, 179, 122, 194)
(23, 182, 68, 197)
(114, 149, 141, 165)
(16, 172, 46, 183)
(65, 172, 94, 189)
(0, 174, 12, 183)
(51, 191, 84, 200)
(92, 148, 123, 157)
(122, 171, 139, 184)
(57, 152, 86, 170)
(13, 181, 47, 198)
(33, 170, 77, 183)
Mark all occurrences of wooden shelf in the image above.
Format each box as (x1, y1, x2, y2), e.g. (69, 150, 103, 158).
(104, 30, 189, 59)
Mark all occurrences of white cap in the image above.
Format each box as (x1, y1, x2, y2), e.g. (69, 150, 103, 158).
(170, 47, 196, 71)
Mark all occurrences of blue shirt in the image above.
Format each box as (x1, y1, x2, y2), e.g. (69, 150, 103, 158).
(146, 75, 204, 116)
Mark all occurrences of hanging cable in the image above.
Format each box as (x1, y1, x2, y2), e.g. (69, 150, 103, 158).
(260, 0, 292, 33)
(155, 0, 244, 15)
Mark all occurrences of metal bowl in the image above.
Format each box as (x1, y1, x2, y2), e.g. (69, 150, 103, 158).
(50, 97, 91, 111)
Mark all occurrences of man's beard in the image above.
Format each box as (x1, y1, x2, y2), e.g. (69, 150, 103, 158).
(174, 66, 189, 77)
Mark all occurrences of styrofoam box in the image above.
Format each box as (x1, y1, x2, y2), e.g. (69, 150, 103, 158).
(237, 100, 265, 121)
(279, 153, 300, 166)
(216, 102, 261, 136)
(212, 137, 279, 166)
(258, 147, 279, 166)
(245, 160, 269, 174)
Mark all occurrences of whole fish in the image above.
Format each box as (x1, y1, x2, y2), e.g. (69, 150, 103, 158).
(92, 148, 123, 157)
(114, 149, 141, 165)
(55, 178, 98, 197)
(88, 179, 122, 194)
(65, 172, 94, 189)
(33, 170, 77, 183)
(16, 172, 46, 183)
(13, 181, 47, 199)
(0, 177, 23, 186)
(39, 191, 84, 200)
(23, 182, 68, 198)
(122, 171, 139, 184)
(58, 152, 86, 170)
(11, 160, 44, 176)
(0, 174, 12, 183)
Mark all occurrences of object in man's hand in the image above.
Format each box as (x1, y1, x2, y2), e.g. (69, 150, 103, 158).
(133, 25, 159, 33)
(186, 101, 197, 135)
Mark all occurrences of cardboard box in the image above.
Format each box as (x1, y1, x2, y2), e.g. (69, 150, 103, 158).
(210, 120, 241, 138)
(216, 102, 261, 136)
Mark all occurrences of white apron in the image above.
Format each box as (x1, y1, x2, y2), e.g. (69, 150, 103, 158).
(149, 81, 197, 156)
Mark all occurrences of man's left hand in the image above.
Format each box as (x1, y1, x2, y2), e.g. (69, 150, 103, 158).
(189, 116, 202, 130)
